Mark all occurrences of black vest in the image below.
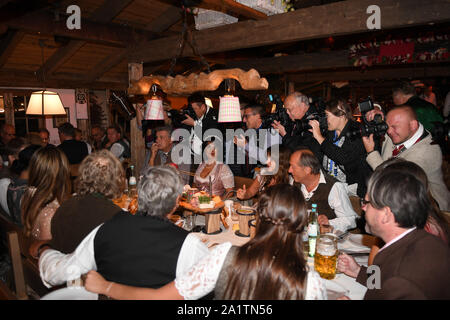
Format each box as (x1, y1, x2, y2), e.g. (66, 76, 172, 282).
(94, 211, 188, 288)
(305, 174, 338, 220)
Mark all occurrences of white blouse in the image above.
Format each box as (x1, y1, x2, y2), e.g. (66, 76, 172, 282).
(175, 242, 327, 300)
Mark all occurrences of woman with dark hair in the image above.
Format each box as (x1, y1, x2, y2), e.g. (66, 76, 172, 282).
(84, 184, 327, 300)
(21, 146, 71, 240)
(1, 144, 41, 223)
(236, 146, 291, 201)
(309, 99, 372, 197)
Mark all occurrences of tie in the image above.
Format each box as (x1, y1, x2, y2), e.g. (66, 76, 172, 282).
(392, 144, 405, 157)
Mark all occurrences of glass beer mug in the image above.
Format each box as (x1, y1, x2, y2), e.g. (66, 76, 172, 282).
(314, 234, 338, 280)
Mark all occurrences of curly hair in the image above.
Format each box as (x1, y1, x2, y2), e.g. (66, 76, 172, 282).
(223, 184, 309, 299)
(22, 146, 71, 237)
(75, 150, 125, 199)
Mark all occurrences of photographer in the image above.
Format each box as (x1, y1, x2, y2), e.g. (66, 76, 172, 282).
(309, 99, 372, 198)
(182, 93, 222, 158)
(272, 92, 323, 163)
(362, 105, 450, 211)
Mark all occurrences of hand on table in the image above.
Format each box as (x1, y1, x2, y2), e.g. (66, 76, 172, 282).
(337, 253, 361, 279)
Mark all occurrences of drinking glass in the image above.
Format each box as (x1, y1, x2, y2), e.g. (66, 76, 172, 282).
(314, 234, 338, 280)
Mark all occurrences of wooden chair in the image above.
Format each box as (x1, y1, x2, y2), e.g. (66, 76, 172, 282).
(234, 176, 254, 191)
(0, 214, 50, 299)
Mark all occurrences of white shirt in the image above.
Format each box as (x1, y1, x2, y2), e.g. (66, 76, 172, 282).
(400, 123, 424, 150)
(378, 227, 417, 253)
(174, 242, 327, 300)
(39, 225, 209, 288)
(299, 170, 357, 232)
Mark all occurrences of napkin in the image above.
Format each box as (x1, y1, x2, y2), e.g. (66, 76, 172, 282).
(338, 234, 371, 254)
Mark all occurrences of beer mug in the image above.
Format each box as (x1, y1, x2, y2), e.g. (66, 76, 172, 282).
(314, 234, 338, 280)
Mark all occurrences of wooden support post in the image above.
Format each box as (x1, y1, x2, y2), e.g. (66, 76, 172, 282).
(7, 232, 27, 300)
(288, 82, 295, 94)
(128, 63, 145, 175)
(3, 93, 14, 125)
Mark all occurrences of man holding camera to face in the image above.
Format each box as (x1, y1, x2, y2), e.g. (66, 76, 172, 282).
(362, 105, 449, 211)
(272, 92, 323, 163)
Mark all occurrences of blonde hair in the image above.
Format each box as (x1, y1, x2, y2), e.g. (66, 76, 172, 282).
(22, 147, 71, 237)
(75, 150, 125, 199)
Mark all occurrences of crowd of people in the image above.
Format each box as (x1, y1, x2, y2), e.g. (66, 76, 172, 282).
(0, 79, 449, 300)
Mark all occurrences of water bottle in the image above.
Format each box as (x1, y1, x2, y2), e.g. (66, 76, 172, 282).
(128, 165, 137, 198)
(308, 204, 319, 257)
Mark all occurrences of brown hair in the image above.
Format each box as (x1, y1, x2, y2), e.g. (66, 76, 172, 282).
(75, 150, 125, 199)
(326, 99, 353, 120)
(22, 146, 71, 237)
(223, 184, 308, 299)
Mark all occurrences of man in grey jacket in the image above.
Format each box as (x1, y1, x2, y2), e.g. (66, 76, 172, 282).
(362, 105, 449, 211)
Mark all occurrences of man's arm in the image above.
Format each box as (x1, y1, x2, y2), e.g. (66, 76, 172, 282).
(328, 182, 358, 232)
(39, 225, 100, 288)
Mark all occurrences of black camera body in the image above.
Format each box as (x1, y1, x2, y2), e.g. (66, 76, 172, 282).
(294, 97, 328, 135)
(261, 94, 292, 129)
(166, 104, 197, 129)
(346, 97, 388, 139)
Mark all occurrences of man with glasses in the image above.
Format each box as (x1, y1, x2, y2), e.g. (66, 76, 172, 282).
(231, 104, 282, 177)
(338, 165, 450, 299)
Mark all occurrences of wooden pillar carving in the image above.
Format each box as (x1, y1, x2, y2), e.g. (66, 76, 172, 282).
(3, 93, 14, 125)
(128, 63, 145, 174)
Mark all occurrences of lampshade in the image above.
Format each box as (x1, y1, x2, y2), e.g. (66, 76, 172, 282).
(144, 97, 164, 120)
(218, 95, 241, 123)
(26, 91, 66, 115)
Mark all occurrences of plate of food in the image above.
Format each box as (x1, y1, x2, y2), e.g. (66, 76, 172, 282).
(179, 191, 224, 213)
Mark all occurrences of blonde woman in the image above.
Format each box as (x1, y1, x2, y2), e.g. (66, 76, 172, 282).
(21, 146, 71, 240)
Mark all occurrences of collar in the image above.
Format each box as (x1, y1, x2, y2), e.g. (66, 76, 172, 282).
(300, 170, 326, 198)
(378, 227, 417, 253)
(399, 123, 423, 149)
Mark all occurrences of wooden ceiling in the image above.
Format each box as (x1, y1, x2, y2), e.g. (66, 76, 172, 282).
(0, 0, 448, 93)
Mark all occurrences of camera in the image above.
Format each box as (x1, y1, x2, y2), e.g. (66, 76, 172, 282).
(346, 97, 388, 139)
(295, 97, 328, 135)
(166, 104, 197, 129)
(261, 94, 292, 129)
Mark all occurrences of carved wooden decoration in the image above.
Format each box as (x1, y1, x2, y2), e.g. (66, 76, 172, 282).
(128, 68, 268, 96)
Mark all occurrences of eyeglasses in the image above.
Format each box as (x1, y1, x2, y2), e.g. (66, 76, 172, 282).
(360, 198, 372, 207)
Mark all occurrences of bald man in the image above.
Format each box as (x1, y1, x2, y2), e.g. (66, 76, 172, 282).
(363, 105, 449, 211)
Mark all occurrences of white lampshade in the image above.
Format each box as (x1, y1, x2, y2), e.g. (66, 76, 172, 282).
(144, 98, 164, 120)
(26, 91, 66, 115)
(218, 95, 241, 123)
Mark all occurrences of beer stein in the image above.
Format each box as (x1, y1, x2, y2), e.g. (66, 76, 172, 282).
(314, 234, 338, 279)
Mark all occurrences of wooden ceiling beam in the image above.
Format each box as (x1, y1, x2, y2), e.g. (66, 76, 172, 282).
(35, 0, 134, 80)
(155, 0, 267, 20)
(0, 68, 127, 89)
(224, 50, 349, 74)
(285, 64, 450, 83)
(5, 9, 155, 47)
(131, 0, 450, 63)
(0, 29, 25, 68)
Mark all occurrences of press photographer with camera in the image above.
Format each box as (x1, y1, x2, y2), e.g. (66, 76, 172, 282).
(308, 99, 372, 198)
(272, 92, 323, 163)
(362, 105, 450, 211)
(182, 93, 222, 158)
